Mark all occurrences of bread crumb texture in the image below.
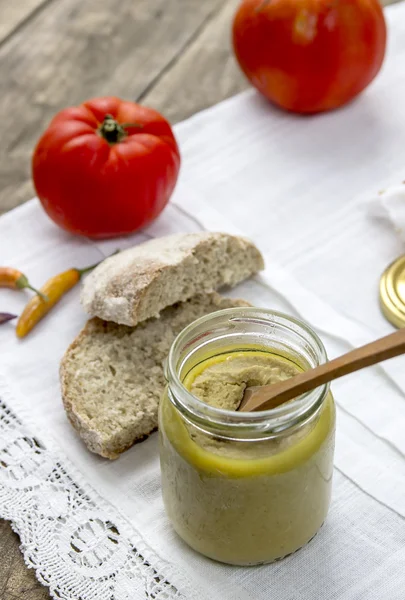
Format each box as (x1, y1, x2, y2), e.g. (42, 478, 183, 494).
(61, 293, 250, 459)
(190, 354, 298, 411)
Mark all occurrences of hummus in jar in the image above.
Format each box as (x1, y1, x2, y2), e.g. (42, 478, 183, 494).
(159, 349, 335, 565)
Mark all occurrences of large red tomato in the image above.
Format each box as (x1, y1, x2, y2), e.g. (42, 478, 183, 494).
(32, 97, 180, 238)
(232, 0, 387, 114)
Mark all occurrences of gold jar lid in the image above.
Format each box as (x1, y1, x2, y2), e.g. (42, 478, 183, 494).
(380, 255, 405, 328)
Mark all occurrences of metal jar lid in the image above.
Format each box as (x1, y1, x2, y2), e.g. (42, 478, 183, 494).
(380, 255, 405, 328)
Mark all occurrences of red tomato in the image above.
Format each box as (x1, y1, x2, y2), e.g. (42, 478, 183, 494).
(232, 0, 387, 114)
(32, 97, 181, 238)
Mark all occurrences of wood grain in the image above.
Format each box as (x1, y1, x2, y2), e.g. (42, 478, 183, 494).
(0, 520, 49, 599)
(142, 0, 246, 123)
(0, 0, 50, 43)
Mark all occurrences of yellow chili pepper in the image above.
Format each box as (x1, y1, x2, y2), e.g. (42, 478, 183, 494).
(0, 267, 47, 300)
(16, 259, 103, 339)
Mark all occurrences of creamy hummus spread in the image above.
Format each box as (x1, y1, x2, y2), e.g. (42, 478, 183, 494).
(159, 349, 335, 565)
(188, 351, 298, 410)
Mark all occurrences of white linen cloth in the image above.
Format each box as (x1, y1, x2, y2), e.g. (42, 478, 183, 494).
(368, 183, 405, 242)
(2, 4, 405, 598)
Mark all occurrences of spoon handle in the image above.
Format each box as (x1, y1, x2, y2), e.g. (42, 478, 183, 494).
(239, 327, 405, 412)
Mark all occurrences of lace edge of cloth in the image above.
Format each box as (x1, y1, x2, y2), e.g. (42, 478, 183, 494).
(0, 374, 186, 600)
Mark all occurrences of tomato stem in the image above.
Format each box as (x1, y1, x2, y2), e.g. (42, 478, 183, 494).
(97, 114, 143, 144)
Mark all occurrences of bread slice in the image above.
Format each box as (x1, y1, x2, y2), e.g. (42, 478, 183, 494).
(61, 293, 251, 459)
(81, 232, 263, 326)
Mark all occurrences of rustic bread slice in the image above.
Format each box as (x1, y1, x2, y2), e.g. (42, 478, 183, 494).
(61, 293, 251, 459)
(81, 232, 263, 326)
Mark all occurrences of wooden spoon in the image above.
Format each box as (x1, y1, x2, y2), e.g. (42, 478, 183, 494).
(239, 327, 405, 412)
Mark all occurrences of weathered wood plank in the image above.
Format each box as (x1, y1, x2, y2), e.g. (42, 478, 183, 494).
(0, 0, 49, 43)
(0, 0, 226, 215)
(142, 0, 247, 124)
(0, 520, 49, 600)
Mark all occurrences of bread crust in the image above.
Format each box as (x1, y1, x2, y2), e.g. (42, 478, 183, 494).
(81, 232, 263, 326)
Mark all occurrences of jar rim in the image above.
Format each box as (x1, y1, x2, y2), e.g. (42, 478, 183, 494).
(166, 307, 330, 438)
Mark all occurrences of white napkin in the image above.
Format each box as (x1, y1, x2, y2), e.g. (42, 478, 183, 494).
(368, 183, 405, 242)
(2, 4, 405, 599)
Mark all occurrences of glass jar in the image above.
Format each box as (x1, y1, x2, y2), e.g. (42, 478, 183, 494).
(159, 308, 335, 566)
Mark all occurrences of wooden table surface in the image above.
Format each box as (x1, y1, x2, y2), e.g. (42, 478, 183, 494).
(0, 0, 398, 597)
